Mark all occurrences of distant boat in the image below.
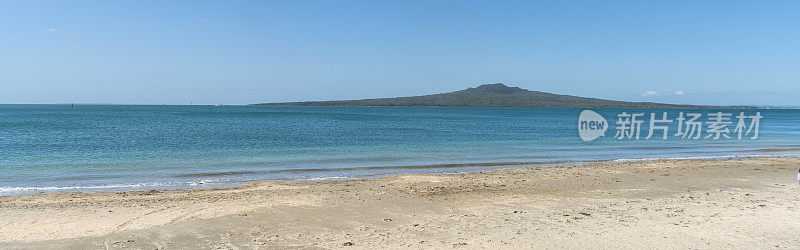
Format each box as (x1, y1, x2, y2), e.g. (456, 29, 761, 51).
(214, 104, 224, 107)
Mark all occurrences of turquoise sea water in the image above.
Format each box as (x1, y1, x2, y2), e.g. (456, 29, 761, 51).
(1, 105, 798, 195)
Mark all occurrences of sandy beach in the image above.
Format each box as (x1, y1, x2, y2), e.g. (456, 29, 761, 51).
(1, 157, 799, 249)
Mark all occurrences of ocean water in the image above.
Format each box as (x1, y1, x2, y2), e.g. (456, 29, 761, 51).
(1, 105, 798, 195)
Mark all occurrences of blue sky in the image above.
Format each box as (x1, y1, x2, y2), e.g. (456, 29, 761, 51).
(1, 0, 798, 105)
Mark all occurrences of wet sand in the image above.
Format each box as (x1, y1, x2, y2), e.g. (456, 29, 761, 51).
(1, 157, 799, 249)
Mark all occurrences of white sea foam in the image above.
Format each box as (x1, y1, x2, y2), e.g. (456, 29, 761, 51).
(302, 176, 353, 181)
(611, 153, 800, 162)
(0, 179, 226, 195)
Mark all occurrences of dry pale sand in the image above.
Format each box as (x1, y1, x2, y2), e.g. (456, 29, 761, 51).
(1, 157, 799, 249)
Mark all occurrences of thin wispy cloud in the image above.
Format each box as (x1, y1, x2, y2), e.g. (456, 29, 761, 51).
(43, 28, 84, 51)
(674, 90, 685, 95)
(66, 45, 86, 52)
(641, 90, 658, 96)
(43, 28, 79, 36)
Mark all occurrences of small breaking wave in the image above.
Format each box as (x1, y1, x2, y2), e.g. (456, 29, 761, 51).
(0, 179, 228, 195)
(4, 152, 797, 196)
(611, 153, 800, 162)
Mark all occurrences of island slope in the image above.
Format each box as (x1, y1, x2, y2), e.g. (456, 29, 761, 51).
(254, 83, 748, 108)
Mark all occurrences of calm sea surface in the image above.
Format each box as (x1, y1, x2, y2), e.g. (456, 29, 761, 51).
(1, 105, 798, 194)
